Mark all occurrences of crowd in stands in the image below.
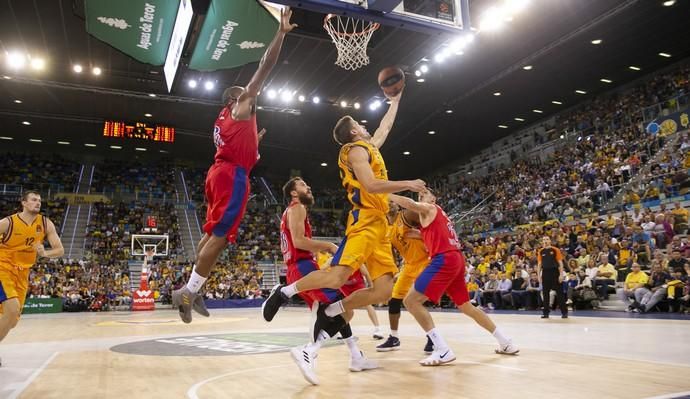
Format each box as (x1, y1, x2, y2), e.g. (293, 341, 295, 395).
(437, 64, 690, 235)
(0, 153, 80, 193)
(91, 160, 177, 200)
(459, 203, 690, 314)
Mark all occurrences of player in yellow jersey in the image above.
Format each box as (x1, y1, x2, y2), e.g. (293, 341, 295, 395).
(0, 191, 64, 366)
(263, 90, 426, 340)
(376, 201, 434, 353)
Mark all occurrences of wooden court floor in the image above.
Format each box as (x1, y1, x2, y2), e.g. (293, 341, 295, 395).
(1, 308, 689, 399)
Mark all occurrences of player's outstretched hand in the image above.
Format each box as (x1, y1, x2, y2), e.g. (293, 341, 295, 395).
(280, 7, 298, 33)
(406, 179, 426, 193)
(258, 128, 267, 142)
(34, 244, 46, 257)
(386, 86, 404, 102)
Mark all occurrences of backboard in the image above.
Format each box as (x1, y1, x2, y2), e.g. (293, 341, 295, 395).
(131, 234, 169, 258)
(265, 0, 469, 35)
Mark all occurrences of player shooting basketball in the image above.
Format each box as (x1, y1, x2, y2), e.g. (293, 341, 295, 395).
(0, 191, 64, 367)
(263, 86, 427, 341)
(172, 7, 298, 323)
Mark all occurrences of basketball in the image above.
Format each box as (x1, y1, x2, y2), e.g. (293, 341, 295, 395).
(378, 66, 405, 97)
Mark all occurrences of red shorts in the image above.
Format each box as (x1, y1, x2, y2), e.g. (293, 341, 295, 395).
(339, 270, 366, 297)
(203, 161, 250, 243)
(287, 259, 342, 309)
(414, 251, 469, 306)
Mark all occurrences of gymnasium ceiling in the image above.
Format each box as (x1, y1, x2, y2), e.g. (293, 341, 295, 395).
(0, 0, 689, 187)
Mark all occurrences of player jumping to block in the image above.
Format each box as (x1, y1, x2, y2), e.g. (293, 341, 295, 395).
(172, 7, 297, 323)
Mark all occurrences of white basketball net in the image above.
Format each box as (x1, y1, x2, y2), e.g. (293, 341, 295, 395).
(324, 14, 379, 71)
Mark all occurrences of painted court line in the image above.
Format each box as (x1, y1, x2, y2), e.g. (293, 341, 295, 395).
(8, 352, 59, 399)
(187, 357, 526, 398)
(644, 391, 690, 399)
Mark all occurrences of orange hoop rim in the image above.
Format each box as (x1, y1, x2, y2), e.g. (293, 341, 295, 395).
(323, 13, 380, 37)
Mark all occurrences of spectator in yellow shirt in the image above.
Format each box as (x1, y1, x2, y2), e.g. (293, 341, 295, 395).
(671, 202, 689, 234)
(594, 253, 618, 300)
(617, 263, 648, 310)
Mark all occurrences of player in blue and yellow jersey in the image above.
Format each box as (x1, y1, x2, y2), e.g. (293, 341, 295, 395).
(263, 89, 426, 340)
(0, 191, 64, 366)
(377, 201, 434, 353)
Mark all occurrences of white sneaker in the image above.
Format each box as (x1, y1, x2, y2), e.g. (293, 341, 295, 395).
(419, 348, 456, 366)
(290, 345, 319, 385)
(349, 352, 379, 372)
(488, 303, 495, 310)
(495, 341, 520, 355)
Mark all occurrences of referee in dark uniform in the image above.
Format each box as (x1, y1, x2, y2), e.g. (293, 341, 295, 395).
(537, 236, 568, 319)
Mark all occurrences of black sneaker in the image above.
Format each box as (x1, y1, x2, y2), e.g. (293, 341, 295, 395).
(311, 302, 346, 343)
(261, 284, 289, 322)
(561, 314, 568, 319)
(376, 335, 401, 352)
(423, 336, 434, 354)
(541, 314, 549, 319)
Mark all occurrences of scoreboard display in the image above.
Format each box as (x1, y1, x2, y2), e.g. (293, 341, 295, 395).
(103, 121, 175, 143)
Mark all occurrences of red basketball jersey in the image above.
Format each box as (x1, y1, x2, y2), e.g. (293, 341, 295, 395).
(280, 201, 314, 264)
(421, 205, 461, 257)
(213, 106, 259, 172)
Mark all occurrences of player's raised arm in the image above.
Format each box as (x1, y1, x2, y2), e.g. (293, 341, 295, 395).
(349, 147, 425, 194)
(287, 204, 338, 254)
(0, 217, 9, 241)
(389, 194, 435, 217)
(370, 90, 402, 149)
(35, 218, 64, 259)
(233, 7, 297, 120)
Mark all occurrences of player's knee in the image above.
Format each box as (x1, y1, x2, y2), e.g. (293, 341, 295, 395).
(324, 267, 351, 289)
(403, 292, 424, 308)
(373, 287, 392, 304)
(388, 297, 403, 314)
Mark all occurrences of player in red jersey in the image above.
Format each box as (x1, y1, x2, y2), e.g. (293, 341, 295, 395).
(172, 8, 298, 323)
(389, 190, 519, 366)
(279, 177, 377, 385)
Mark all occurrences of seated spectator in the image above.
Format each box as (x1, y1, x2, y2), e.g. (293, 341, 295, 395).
(671, 202, 688, 234)
(617, 263, 649, 311)
(524, 271, 542, 310)
(508, 272, 527, 309)
(594, 253, 618, 299)
(495, 273, 513, 309)
(570, 269, 597, 308)
(481, 273, 500, 310)
(633, 264, 671, 313)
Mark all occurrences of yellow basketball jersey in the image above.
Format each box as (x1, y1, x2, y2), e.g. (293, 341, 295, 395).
(338, 140, 389, 214)
(0, 213, 47, 268)
(390, 212, 428, 266)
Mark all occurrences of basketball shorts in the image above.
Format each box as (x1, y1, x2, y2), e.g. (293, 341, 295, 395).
(392, 261, 428, 300)
(414, 251, 469, 306)
(339, 270, 366, 297)
(331, 209, 397, 281)
(203, 161, 250, 243)
(287, 259, 342, 308)
(0, 264, 30, 318)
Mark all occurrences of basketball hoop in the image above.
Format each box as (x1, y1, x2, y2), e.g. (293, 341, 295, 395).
(144, 249, 155, 263)
(324, 14, 379, 71)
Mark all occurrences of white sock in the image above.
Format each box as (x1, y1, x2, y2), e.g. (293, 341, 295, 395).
(325, 300, 345, 317)
(492, 327, 511, 347)
(390, 330, 398, 338)
(305, 330, 329, 354)
(186, 267, 207, 294)
(426, 328, 449, 352)
(281, 283, 299, 298)
(345, 337, 363, 359)
(374, 326, 381, 334)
